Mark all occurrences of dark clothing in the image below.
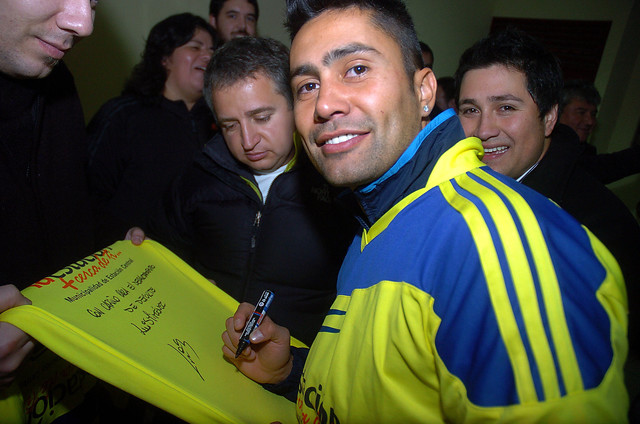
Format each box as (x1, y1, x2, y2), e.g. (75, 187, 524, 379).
(522, 123, 640, 350)
(0, 63, 94, 288)
(149, 134, 356, 345)
(87, 95, 215, 248)
(577, 136, 640, 184)
(522, 124, 640, 284)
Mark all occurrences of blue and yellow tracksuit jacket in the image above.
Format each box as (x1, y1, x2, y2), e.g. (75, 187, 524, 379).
(290, 110, 628, 423)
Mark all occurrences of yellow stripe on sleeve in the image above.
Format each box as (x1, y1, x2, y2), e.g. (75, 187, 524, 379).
(440, 180, 539, 403)
(470, 169, 584, 395)
(455, 173, 562, 401)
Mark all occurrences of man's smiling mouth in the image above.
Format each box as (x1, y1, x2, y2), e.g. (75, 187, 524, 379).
(325, 134, 359, 145)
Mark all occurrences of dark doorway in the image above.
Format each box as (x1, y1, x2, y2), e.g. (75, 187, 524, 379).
(490, 17, 611, 82)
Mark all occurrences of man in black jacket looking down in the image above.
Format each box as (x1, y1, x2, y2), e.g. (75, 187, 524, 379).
(149, 36, 356, 346)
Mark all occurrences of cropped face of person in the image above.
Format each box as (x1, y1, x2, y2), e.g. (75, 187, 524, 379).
(436, 86, 454, 112)
(213, 73, 295, 173)
(209, 0, 257, 42)
(559, 98, 597, 142)
(162, 28, 215, 109)
(0, 0, 97, 78)
(289, 8, 434, 189)
(457, 64, 557, 179)
(421, 51, 433, 69)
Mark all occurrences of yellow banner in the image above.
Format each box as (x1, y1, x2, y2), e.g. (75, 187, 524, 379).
(0, 240, 297, 423)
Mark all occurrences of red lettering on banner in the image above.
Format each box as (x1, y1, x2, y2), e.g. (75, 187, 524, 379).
(28, 248, 124, 290)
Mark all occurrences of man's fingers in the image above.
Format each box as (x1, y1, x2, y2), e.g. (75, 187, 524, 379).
(0, 285, 31, 311)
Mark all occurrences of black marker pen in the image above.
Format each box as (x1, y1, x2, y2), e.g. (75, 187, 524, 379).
(235, 290, 274, 358)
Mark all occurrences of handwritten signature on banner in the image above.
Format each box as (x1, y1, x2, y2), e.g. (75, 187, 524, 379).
(169, 338, 204, 381)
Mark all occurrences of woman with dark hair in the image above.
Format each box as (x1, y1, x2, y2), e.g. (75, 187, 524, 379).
(87, 13, 218, 248)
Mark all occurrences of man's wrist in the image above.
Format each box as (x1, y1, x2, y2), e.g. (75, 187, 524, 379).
(261, 347, 308, 402)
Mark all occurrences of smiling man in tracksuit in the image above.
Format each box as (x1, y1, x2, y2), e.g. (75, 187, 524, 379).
(220, 1, 629, 422)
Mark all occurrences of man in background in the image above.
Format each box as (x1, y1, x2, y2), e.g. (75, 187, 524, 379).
(209, 0, 258, 42)
(558, 80, 640, 183)
(436, 76, 456, 113)
(419, 40, 434, 68)
(558, 80, 600, 144)
(455, 26, 640, 358)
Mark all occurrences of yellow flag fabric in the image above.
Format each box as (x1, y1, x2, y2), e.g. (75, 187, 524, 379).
(0, 240, 298, 423)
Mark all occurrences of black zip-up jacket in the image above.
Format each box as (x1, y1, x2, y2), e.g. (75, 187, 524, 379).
(0, 63, 95, 288)
(149, 134, 357, 345)
(87, 95, 215, 248)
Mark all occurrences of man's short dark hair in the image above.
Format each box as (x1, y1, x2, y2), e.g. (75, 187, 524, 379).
(559, 80, 601, 115)
(454, 27, 563, 119)
(209, 0, 260, 20)
(203, 37, 292, 121)
(285, 0, 422, 82)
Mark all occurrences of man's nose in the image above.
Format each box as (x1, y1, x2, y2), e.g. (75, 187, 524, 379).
(314, 79, 350, 122)
(57, 0, 95, 39)
(475, 114, 499, 141)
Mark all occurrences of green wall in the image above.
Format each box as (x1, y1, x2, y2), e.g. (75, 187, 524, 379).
(65, 0, 640, 215)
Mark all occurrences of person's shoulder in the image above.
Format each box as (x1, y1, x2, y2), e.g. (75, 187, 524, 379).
(446, 166, 583, 232)
(185, 135, 239, 185)
(98, 95, 148, 117)
(88, 95, 154, 132)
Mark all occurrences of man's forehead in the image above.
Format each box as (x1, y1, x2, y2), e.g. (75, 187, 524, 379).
(216, 74, 286, 105)
(568, 98, 596, 109)
(461, 64, 527, 90)
(290, 8, 392, 68)
(220, 0, 255, 14)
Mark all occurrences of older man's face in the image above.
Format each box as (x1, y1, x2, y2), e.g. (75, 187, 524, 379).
(559, 98, 597, 142)
(213, 73, 295, 173)
(209, 0, 257, 42)
(0, 0, 96, 78)
(289, 8, 434, 189)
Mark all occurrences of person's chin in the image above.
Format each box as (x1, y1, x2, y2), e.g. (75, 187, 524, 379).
(27, 59, 57, 79)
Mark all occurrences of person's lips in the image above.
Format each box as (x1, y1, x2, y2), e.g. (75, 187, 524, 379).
(37, 38, 68, 60)
(482, 145, 509, 161)
(246, 151, 268, 161)
(316, 131, 369, 154)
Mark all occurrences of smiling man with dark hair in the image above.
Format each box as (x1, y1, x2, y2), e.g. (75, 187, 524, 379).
(456, 28, 640, 359)
(221, 2, 629, 422)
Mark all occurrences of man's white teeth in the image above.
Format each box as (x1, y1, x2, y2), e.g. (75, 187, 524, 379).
(326, 134, 357, 145)
(195, 66, 206, 71)
(485, 146, 508, 154)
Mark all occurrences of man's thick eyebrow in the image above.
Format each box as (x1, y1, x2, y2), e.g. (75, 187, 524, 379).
(458, 97, 477, 106)
(322, 42, 379, 67)
(459, 94, 525, 106)
(290, 42, 380, 79)
(488, 94, 525, 103)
